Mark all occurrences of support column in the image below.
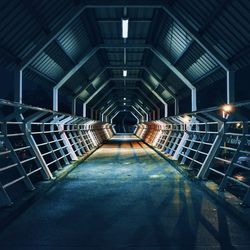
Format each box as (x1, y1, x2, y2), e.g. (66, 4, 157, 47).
(191, 88, 197, 112)
(14, 70, 23, 104)
(175, 98, 179, 115)
(227, 70, 235, 104)
(83, 103, 86, 117)
(53, 88, 58, 111)
(164, 103, 168, 118)
(152, 110, 156, 120)
(148, 112, 151, 121)
(72, 98, 76, 116)
(90, 108, 94, 119)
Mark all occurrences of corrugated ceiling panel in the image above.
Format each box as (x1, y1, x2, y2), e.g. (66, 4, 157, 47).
(0, 0, 45, 60)
(30, 52, 65, 81)
(94, 8, 122, 19)
(33, 0, 75, 32)
(128, 8, 154, 19)
(176, 43, 218, 82)
(80, 54, 102, 78)
(195, 68, 225, 89)
(63, 71, 86, 92)
(57, 18, 92, 62)
(166, 72, 186, 91)
(159, 20, 192, 63)
(173, 0, 222, 31)
(149, 56, 169, 80)
(45, 42, 73, 72)
(185, 53, 218, 82)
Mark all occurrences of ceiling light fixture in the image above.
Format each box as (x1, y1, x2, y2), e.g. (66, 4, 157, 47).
(123, 103, 126, 105)
(222, 104, 233, 113)
(123, 69, 127, 77)
(221, 104, 233, 118)
(122, 18, 129, 38)
(123, 97, 126, 100)
(183, 115, 190, 124)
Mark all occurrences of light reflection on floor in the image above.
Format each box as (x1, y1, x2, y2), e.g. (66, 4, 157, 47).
(0, 134, 249, 249)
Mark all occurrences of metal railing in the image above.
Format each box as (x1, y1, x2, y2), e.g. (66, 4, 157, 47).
(0, 99, 114, 207)
(135, 101, 250, 207)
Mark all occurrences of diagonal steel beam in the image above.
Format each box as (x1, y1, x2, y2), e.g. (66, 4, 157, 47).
(161, 5, 231, 71)
(110, 110, 140, 124)
(90, 86, 159, 120)
(86, 77, 167, 119)
(99, 97, 150, 122)
(53, 45, 194, 112)
(151, 47, 196, 111)
(161, 3, 234, 103)
(105, 104, 144, 123)
(96, 91, 155, 113)
(93, 87, 158, 110)
(74, 65, 176, 116)
(105, 65, 177, 98)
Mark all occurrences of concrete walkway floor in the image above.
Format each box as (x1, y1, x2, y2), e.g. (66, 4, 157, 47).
(0, 135, 250, 250)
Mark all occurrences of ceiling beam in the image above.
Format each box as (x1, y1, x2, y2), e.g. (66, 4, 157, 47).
(110, 110, 140, 125)
(88, 77, 167, 118)
(90, 86, 160, 120)
(56, 45, 192, 110)
(93, 87, 159, 110)
(97, 18, 152, 23)
(95, 88, 154, 110)
(74, 65, 177, 108)
(161, 4, 230, 71)
(97, 96, 153, 117)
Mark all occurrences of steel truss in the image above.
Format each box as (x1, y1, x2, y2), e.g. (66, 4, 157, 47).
(0, 99, 113, 207)
(136, 102, 250, 207)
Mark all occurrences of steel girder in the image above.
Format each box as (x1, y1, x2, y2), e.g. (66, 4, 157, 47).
(15, 1, 234, 109)
(99, 98, 150, 122)
(100, 98, 149, 122)
(94, 89, 155, 112)
(89, 86, 160, 120)
(74, 66, 178, 115)
(81, 77, 167, 119)
(52, 45, 195, 113)
(110, 110, 140, 124)
(105, 105, 144, 123)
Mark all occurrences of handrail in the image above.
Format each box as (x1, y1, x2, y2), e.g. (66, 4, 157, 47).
(0, 98, 90, 121)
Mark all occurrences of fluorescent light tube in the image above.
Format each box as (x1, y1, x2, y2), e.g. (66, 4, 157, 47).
(122, 18, 129, 38)
(123, 70, 127, 77)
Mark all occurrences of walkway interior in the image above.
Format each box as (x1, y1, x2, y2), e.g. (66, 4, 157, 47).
(0, 135, 249, 250)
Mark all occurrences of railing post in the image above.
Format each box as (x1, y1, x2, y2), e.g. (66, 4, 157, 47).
(197, 121, 225, 179)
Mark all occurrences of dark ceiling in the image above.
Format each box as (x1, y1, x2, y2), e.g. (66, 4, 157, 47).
(0, 0, 249, 121)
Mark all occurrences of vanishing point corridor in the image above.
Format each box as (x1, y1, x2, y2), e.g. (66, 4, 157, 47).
(0, 135, 249, 250)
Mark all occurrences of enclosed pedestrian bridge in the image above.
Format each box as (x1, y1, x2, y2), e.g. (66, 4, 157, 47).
(0, 0, 250, 249)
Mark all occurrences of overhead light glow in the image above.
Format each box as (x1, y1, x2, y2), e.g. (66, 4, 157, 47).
(123, 103, 126, 105)
(123, 97, 126, 100)
(183, 115, 190, 123)
(123, 70, 127, 77)
(122, 18, 129, 38)
(222, 104, 233, 113)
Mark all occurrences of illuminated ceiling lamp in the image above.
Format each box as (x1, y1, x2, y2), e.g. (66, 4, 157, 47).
(123, 97, 126, 100)
(123, 69, 127, 77)
(221, 104, 233, 118)
(122, 18, 129, 38)
(183, 115, 190, 124)
(123, 103, 126, 105)
(222, 104, 233, 113)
